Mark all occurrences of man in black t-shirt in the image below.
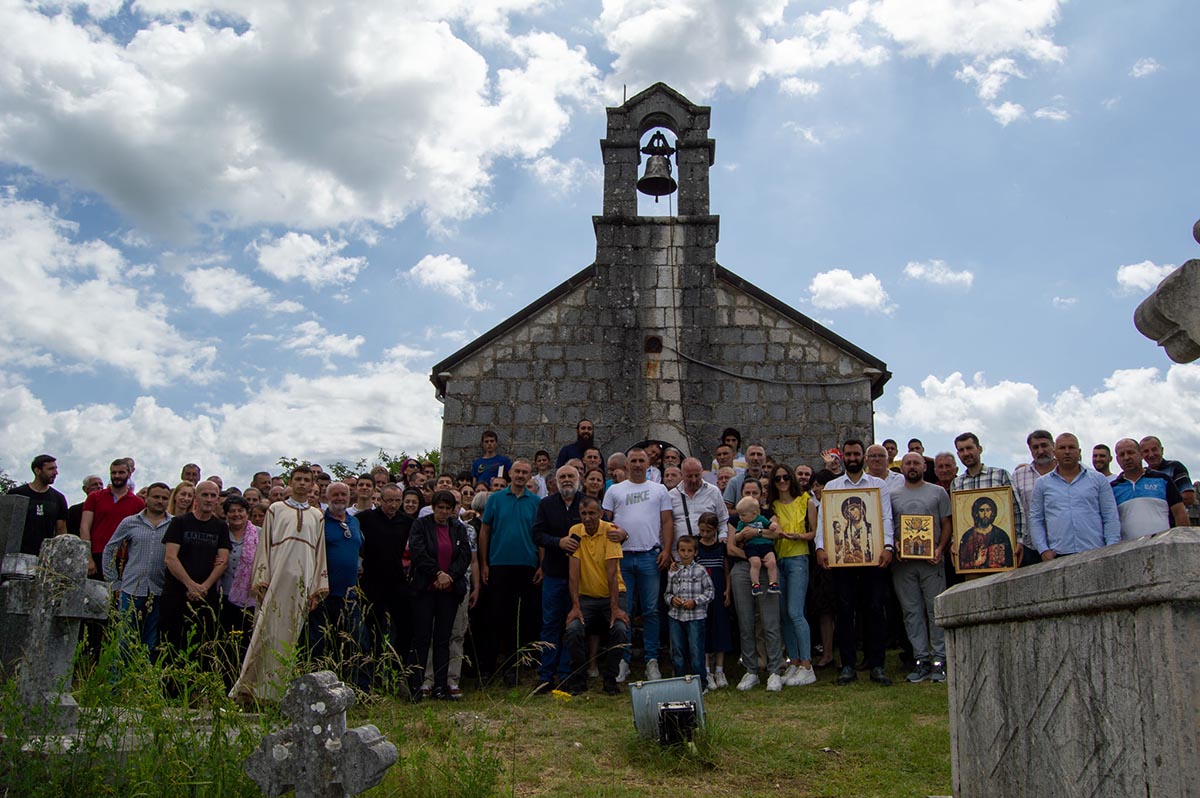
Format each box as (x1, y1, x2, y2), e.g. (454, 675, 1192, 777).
(159, 480, 230, 656)
(9, 455, 69, 555)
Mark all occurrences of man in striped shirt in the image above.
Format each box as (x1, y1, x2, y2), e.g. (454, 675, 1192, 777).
(951, 432, 1026, 565)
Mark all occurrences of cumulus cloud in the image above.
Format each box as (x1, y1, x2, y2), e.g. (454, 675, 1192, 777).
(903, 259, 974, 288)
(182, 266, 305, 315)
(1130, 57, 1161, 78)
(0, 195, 215, 388)
(253, 232, 367, 289)
(870, 0, 1066, 62)
(1116, 260, 1176, 294)
(0, 348, 445, 496)
(779, 77, 821, 97)
(406, 254, 489, 311)
(808, 268, 892, 313)
(955, 57, 1025, 101)
(1051, 295, 1077, 308)
(283, 320, 365, 367)
(987, 101, 1026, 126)
(876, 364, 1200, 473)
(0, 2, 598, 237)
(783, 122, 822, 145)
(1033, 105, 1069, 121)
(525, 156, 602, 196)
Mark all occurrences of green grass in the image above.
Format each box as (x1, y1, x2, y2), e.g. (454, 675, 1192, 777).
(354, 653, 951, 798)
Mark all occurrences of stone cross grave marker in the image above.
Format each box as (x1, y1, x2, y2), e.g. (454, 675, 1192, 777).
(0, 533, 108, 728)
(0, 493, 30, 555)
(244, 670, 398, 798)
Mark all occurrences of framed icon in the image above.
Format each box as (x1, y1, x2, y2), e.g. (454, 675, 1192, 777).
(951, 487, 1018, 574)
(821, 487, 884, 567)
(897, 514, 935, 561)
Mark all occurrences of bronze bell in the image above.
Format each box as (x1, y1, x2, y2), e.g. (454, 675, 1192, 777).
(637, 131, 677, 199)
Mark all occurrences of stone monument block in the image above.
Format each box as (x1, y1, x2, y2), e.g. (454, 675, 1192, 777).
(0, 494, 30, 555)
(934, 528, 1200, 798)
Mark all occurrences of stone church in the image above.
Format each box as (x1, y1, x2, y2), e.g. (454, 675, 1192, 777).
(430, 83, 889, 470)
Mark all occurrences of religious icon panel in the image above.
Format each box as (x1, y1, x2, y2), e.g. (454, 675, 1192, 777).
(897, 514, 935, 561)
(951, 487, 1018, 575)
(822, 487, 884, 567)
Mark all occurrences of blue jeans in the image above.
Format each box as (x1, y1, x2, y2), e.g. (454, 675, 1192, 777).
(538, 575, 574, 683)
(118, 592, 160, 659)
(669, 617, 707, 688)
(778, 555, 812, 662)
(620, 550, 661, 663)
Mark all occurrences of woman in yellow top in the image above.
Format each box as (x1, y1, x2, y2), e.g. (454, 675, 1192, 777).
(768, 465, 817, 686)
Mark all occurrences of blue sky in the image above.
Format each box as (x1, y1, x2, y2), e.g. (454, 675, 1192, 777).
(2, 0, 1198, 494)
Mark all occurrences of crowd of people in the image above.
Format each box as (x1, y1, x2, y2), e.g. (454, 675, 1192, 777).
(6, 421, 1194, 704)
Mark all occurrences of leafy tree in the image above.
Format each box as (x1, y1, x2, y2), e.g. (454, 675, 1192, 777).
(274, 449, 441, 483)
(0, 467, 16, 494)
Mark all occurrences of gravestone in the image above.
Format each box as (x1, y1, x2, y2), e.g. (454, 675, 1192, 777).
(244, 670, 397, 798)
(0, 534, 109, 728)
(0, 493, 30, 554)
(934, 527, 1200, 798)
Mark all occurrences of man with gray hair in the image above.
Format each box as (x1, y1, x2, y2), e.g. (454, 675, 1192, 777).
(1011, 429, 1055, 567)
(530, 465, 584, 695)
(670, 458, 729, 553)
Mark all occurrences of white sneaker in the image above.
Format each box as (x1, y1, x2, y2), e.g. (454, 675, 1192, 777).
(645, 659, 662, 681)
(736, 672, 760, 691)
(713, 671, 728, 689)
(793, 666, 816, 686)
(616, 659, 630, 683)
(782, 664, 800, 685)
(766, 673, 783, 692)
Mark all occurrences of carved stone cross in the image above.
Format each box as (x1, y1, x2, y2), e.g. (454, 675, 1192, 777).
(0, 534, 108, 728)
(244, 671, 397, 798)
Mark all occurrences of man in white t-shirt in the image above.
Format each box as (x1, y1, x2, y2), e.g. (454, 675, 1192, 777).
(602, 447, 673, 682)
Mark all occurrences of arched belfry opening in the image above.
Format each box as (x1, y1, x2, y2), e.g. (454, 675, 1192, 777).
(600, 83, 715, 218)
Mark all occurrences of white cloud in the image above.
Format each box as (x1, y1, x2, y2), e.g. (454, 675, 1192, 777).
(877, 364, 1200, 473)
(903, 259, 974, 288)
(283, 320, 365, 367)
(253, 232, 367, 289)
(0, 195, 215, 388)
(0, 348, 445, 496)
(1130, 57, 1161, 78)
(1051, 295, 1077, 308)
(406, 254, 489, 311)
(783, 122, 822, 145)
(870, 0, 1066, 62)
(525, 156, 602, 196)
(0, 2, 598, 237)
(1102, 97, 1121, 111)
(987, 101, 1026, 126)
(779, 77, 821, 97)
(1116, 260, 1176, 294)
(808, 268, 892, 313)
(955, 57, 1025, 101)
(598, 0, 887, 101)
(1033, 105, 1069, 121)
(182, 265, 305, 315)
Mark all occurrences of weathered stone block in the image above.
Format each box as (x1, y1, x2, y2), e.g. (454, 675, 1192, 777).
(935, 529, 1200, 798)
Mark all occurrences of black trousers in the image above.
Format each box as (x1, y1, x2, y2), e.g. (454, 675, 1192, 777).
(833, 568, 889, 669)
(486, 565, 541, 674)
(410, 590, 462, 691)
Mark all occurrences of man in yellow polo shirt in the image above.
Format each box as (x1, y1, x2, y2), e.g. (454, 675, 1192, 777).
(563, 496, 629, 695)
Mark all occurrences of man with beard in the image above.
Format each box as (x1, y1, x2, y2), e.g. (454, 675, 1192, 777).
(9, 454, 69, 555)
(230, 466, 329, 704)
(890, 452, 952, 683)
(793, 464, 814, 495)
(80, 459, 145, 577)
(1011, 430, 1055, 567)
(358, 483, 415, 680)
(557, 419, 597, 468)
(530, 466, 584, 695)
(307, 482, 365, 688)
(952, 432, 1026, 566)
(159, 479, 230, 659)
(1091, 444, 1116, 480)
(814, 440, 895, 687)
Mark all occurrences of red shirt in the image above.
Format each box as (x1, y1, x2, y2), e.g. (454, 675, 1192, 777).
(82, 488, 146, 554)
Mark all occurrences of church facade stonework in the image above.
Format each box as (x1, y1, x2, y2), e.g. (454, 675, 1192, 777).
(431, 84, 889, 469)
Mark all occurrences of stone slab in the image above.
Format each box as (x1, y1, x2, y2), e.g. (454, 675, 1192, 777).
(935, 527, 1200, 798)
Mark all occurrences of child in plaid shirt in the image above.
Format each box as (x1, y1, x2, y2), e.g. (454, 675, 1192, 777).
(665, 535, 715, 688)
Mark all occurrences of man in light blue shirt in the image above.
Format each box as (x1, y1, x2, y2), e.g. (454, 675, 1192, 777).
(1029, 433, 1121, 559)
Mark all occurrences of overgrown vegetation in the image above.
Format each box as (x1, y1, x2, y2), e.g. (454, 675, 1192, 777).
(277, 448, 441, 482)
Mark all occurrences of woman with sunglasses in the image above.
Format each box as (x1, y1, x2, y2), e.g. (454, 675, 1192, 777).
(768, 465, 817, 687)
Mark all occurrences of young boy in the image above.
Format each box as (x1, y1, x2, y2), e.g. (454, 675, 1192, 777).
(664, 535, 714, 688)
(734, 496, 778, 595)
(695, 513, 732, 688)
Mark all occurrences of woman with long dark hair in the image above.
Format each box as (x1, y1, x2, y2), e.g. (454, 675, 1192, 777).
(768, 464, 816, 687)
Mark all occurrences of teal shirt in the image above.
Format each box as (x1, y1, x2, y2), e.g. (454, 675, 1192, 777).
(736, 514, 773, 548)
(481, 487, 541, 567)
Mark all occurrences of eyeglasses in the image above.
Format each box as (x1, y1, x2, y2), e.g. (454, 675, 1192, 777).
(338, 521, 352, 540)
